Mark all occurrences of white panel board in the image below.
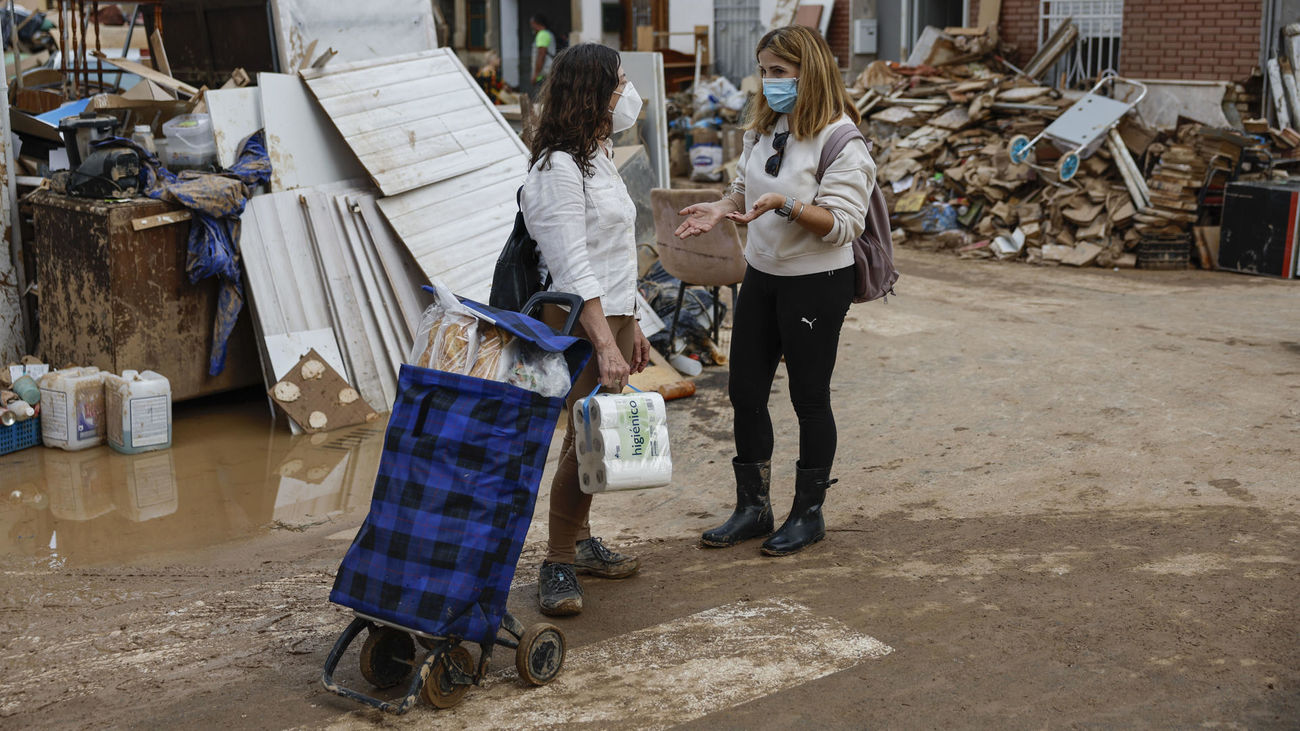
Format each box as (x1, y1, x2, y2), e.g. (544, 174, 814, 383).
(622, 52, 670, 190)
(301, 49, 526, 197)
(376, 157, 527, 302)
(258, 72, 367, 192)
(206, 87, 262, 169)
(269, 0, 437, 72)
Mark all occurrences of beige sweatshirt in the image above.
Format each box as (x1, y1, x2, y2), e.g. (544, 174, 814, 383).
(730, 114, 877, 276)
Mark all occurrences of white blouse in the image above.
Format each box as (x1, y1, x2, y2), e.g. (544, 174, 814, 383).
(520, 147, 639, 318)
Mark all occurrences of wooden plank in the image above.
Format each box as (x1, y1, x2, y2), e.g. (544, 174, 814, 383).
(131, 210, 192, 231)
(301, 54, 458, 100)
(299, 191, 393, 409)
(353, 194, 432, 341)
(258, 72, 368, 192)
(92, 51, 199, 97)
(375, 158, 522, 219)
(300, 48, 525, 197)
(313, 72, 467, 120)
(332, 194, 410, 365)
(371, 141, 517, 199)
(149, 30, 172, 78)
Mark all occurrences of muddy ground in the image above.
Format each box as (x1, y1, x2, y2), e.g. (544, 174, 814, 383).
(1, 248, 1297, 729)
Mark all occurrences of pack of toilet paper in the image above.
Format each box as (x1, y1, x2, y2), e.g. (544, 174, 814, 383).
(574, 390, 673, 494)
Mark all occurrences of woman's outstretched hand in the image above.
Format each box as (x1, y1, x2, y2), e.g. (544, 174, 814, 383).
(726, 192, 786, 224)
(675, 201, 728, 238)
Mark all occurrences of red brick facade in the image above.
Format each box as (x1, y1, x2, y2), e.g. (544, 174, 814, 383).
(827, 0, 852, 66)
(970, 0, 1261, 82)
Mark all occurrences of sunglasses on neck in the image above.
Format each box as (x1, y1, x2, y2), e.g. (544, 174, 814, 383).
(765, 131, 790, 177)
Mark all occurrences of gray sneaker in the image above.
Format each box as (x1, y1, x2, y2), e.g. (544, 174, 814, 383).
(574, 537, 640, 579)
(538, 562, 583, 616)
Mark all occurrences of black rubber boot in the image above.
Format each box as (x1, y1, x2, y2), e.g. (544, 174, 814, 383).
(761, 463, 834, 557)
(701, 460, 773, 547)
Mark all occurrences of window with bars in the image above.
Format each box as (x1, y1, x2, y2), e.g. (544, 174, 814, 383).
(1039, 0, 1123, 88)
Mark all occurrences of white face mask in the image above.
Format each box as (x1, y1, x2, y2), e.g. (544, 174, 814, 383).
(610, 81, 643, 133)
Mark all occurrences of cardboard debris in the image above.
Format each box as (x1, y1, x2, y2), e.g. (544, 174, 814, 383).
(859, 23, 1287, 271)
(269, 349, 378, 434)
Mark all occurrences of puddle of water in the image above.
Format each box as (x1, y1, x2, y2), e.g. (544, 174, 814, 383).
(0, 390, 387, 566)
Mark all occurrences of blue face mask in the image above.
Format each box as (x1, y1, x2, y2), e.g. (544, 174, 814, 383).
(763, 77, 798, 114)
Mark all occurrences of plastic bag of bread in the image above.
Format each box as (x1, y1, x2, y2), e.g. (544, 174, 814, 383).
(410, 301, 447, 368)
(408, 278, 479, 374)
(468, 325, 514, 380)
(433, 313, 478, 374)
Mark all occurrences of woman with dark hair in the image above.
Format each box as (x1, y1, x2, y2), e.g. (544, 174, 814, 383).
(521, 42, 651, 616)
(675, 25, 876, 556)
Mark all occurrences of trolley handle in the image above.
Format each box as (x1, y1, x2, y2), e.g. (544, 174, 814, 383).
(1093, 72, 1148, 106)
(521, 291, 585, 336)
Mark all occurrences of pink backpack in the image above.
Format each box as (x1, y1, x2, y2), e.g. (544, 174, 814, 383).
(816, 125, 899, 303)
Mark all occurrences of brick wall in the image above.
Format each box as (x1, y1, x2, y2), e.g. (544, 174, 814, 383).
(970, 0, 1261, 81)
(828, 0, 853, 67)
(1121, 0, 1260, 81)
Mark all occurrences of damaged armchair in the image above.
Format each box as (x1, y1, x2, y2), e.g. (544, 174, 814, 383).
(649, 187, 747, 349)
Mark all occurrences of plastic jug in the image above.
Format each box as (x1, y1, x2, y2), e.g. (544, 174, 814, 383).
(39, 367, 106, 451)
(104, 370, 172, 454)
(161, 113, 217, 170)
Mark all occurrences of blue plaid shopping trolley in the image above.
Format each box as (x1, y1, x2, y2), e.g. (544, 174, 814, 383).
(321, 293, 591, 715)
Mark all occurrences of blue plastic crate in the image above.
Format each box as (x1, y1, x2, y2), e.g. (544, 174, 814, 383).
(0, 416, 40, 456)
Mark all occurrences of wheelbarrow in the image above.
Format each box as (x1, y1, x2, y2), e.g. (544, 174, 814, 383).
(1008, 73, 1148, 182)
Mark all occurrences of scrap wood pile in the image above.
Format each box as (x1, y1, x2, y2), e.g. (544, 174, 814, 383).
(849, 26, 1287, 269)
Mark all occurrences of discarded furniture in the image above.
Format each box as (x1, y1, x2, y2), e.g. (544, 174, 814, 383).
(649, 188, 747, 347)
(1218, 180, 1300, 278)
(28, 191, 261, 401)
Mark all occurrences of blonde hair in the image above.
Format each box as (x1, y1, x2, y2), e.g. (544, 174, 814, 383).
(746, 25, 859, 139)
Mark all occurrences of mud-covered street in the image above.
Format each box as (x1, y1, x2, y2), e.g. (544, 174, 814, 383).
(2, 248, 1297, 729)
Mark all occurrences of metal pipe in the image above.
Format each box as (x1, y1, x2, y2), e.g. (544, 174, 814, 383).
(9, 0, 20, 91)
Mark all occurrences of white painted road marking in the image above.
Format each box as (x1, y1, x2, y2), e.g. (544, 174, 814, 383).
(329, 598, 892, 729)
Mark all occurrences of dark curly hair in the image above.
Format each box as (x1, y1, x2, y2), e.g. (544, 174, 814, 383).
(528, 43, 620, 178)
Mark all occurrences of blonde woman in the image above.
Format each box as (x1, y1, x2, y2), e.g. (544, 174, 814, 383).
(676, 25, 876, 556)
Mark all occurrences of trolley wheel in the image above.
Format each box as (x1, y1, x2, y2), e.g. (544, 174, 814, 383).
(1009, 134, 1032, 164)
(422, 645, 472, 709)
(359, 626, 415, 689)
(1058, 150, 1081, 181)
(515, 623, 566, 686)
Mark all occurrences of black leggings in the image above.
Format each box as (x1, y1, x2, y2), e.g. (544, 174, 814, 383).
(728, 264, 854, 469)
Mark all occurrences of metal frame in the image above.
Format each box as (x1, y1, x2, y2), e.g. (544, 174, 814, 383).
(1038, 0, 1123, 88)
(1008, 73, 1147, 182)
(321, 611, 530, 715)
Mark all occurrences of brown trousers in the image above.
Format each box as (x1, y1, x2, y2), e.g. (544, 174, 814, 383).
(540, 306, 638, 564)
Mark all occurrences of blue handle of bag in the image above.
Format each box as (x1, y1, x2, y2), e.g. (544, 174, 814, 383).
(580, 382, 643, 453)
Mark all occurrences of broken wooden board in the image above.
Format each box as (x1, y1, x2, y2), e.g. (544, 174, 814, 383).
(269, 348, 378, 434)
(300, 49, 524, 197)
(258, 72, 367, 193)
(91, 51, 199, 97)
(270, 0, 437, 72)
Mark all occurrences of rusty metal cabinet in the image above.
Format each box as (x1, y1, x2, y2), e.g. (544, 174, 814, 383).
(29, 191, 260, 401)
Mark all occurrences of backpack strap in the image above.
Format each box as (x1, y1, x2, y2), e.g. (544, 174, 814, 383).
(815, 124, 873, 183)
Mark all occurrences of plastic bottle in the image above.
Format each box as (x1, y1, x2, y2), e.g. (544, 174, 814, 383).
(104, 370, 172, 454)
(4, 400, 34, 421)
(130, 124, 157, 155)
(40, 367, 107, 451)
